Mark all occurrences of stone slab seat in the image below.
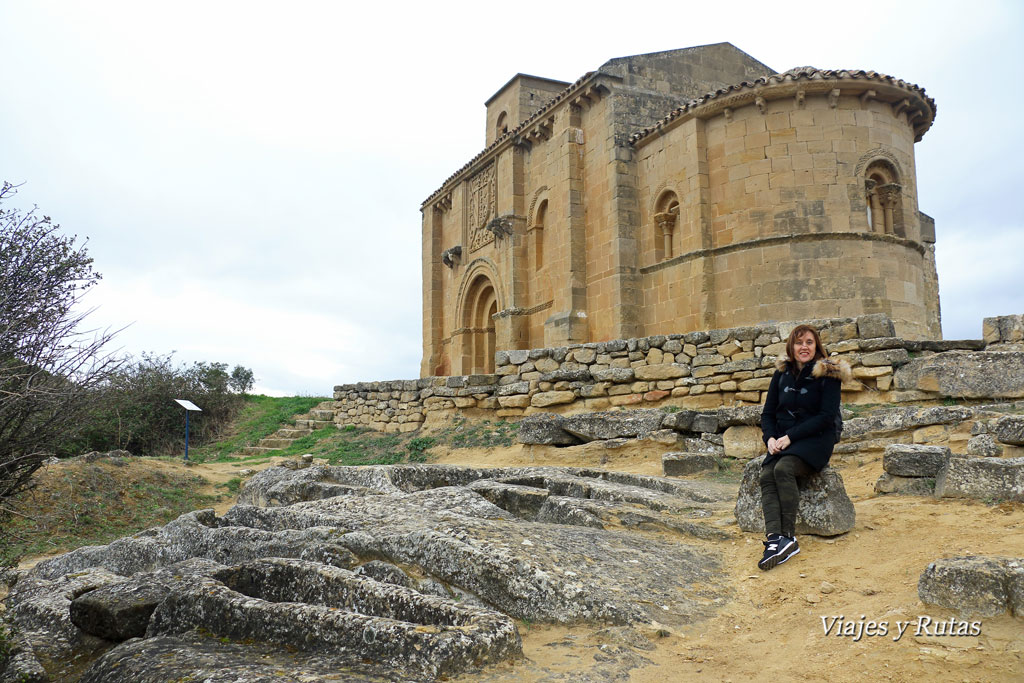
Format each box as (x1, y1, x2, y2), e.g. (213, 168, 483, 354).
(734, 455, 856, 536)
(147, 557, 522, 679)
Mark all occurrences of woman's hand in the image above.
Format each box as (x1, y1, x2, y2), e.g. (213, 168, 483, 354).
(774, 435, 791, 452)
(767, 437, 779, 455)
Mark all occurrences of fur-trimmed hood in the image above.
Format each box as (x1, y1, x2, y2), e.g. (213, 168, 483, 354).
(775, 355, 852, 383)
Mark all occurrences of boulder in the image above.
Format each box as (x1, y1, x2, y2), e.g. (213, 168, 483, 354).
(893, 351, 1024, 399)
(735, 456, 855, 536)
(935, 456, 1024, 502)
(882, 444, 954, 477)
(918, 556, 1024, 617)
(516, 414, 578, 445)
(994, 415, 1024, 446)
(663, 453, 719, 476)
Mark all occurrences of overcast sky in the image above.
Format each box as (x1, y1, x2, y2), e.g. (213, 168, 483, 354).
(1, 1, 1021, 396)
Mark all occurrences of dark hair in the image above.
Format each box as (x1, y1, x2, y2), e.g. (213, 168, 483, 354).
(785, 324, 826, 371)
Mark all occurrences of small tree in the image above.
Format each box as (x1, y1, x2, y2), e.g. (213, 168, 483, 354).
(0, 182, 120, 507)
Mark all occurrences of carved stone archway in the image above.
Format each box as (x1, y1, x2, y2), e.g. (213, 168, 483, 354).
(460, 273, 498, 374)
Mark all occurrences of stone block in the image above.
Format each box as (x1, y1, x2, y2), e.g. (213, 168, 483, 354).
(633, 364, 688, 381)
(738, 377, 772, 391)
(573, 348, 597, 364)
(873, 473, 935, 495)
(534, 357, 560, 373)
(692, 354, 726, 367)
(735, 455, 856, 536)
(882, 445, 954, 477)
(967, 434, 1003, 457)
(857, 313, 895, 339)
(454, 397, 477, 408)
(935, 456, 1024, 502)
(736, 391, 762, 403)
(507, 349, 530, 365)
(893, 351, 1024, 399)
(852, 366, 893, 378)
(722, 425, 765, 459)
(644, 390, 670, 402)
(516, 414, 576, 445)
(592, 367, 635, 383)
(531, 391, 576, 408)
(498, 395, 531, 408)
(995, 415, 1024, 446)
(663, 453, 719, 476)
(861, 349, 910, 367)
(919, 556, 1024, 617)
(609, 393, 644, 406)
(648, 429, 682, 446)
(691, 413, 719, 433)
(983, 315, 1024, 345)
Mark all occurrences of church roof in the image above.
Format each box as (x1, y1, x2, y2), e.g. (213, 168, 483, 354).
(423, 61, 936, 208)
(628, 67, 936, 146)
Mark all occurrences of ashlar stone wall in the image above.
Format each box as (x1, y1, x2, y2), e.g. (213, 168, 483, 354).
(333, 314, 1024, 433)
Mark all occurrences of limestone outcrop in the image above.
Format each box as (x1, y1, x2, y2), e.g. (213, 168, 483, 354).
(734, 455, 856, 536)
(2, 464, 736, 681)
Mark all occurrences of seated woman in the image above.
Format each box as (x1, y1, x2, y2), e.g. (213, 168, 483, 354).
(758, 324, 850, 570)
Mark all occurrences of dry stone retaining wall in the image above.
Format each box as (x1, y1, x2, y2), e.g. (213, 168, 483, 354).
(332, 314, 1024, 433)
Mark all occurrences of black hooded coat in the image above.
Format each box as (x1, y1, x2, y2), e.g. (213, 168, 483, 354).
(759, 356, 850, 472)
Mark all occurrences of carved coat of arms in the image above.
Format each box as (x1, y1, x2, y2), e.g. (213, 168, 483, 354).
(467, 163, 497, 252)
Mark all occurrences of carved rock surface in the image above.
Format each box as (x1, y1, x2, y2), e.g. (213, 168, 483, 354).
(4, 464, 735, 682)
(735, 455, 856, 536)
(935, 456, 1024, 502)
(841, 406, 973, 440)
(918, 556, 1024, 617)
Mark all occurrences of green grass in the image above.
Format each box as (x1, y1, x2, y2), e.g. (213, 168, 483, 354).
(190, 395, 330, 463)
(0, 461, 220, 566)
(434, 417, 517, 449)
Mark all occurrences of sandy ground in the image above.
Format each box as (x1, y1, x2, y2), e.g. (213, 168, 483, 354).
(8, 446, 1023, 681)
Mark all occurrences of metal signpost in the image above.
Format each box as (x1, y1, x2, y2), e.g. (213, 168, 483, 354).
(174, 399, 202, 460)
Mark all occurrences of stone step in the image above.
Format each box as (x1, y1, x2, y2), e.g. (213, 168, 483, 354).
(309, 410, 335, 421)
(258, 437, 297, 449)
(293, 419, 312, 429)
(317, 400, 335, 410)
(309, 420, 334, 429)
(277, 428, 312, 439)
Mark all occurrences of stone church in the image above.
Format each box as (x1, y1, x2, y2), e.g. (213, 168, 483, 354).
(420, 43, 940, 376)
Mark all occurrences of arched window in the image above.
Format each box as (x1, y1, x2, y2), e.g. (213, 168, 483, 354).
(533, 199, 547, 269)
(864, 161, 902, 236)
(496, 111, 508, 139)
(654, 191, 680, 261)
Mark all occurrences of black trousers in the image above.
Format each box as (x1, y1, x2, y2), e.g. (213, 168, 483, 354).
(760, 455, 813, 538)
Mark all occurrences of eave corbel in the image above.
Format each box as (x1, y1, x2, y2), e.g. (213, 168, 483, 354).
(441, 245, 462, 269)
(795, 90, 805, 108)
(859, 89, 877, 107)
(829, 88, 841, 108)
(755, 96, 767, 114)
(893, 98, 910, 116)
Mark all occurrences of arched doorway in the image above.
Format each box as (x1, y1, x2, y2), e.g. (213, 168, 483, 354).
(463, 274, 497, 374)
